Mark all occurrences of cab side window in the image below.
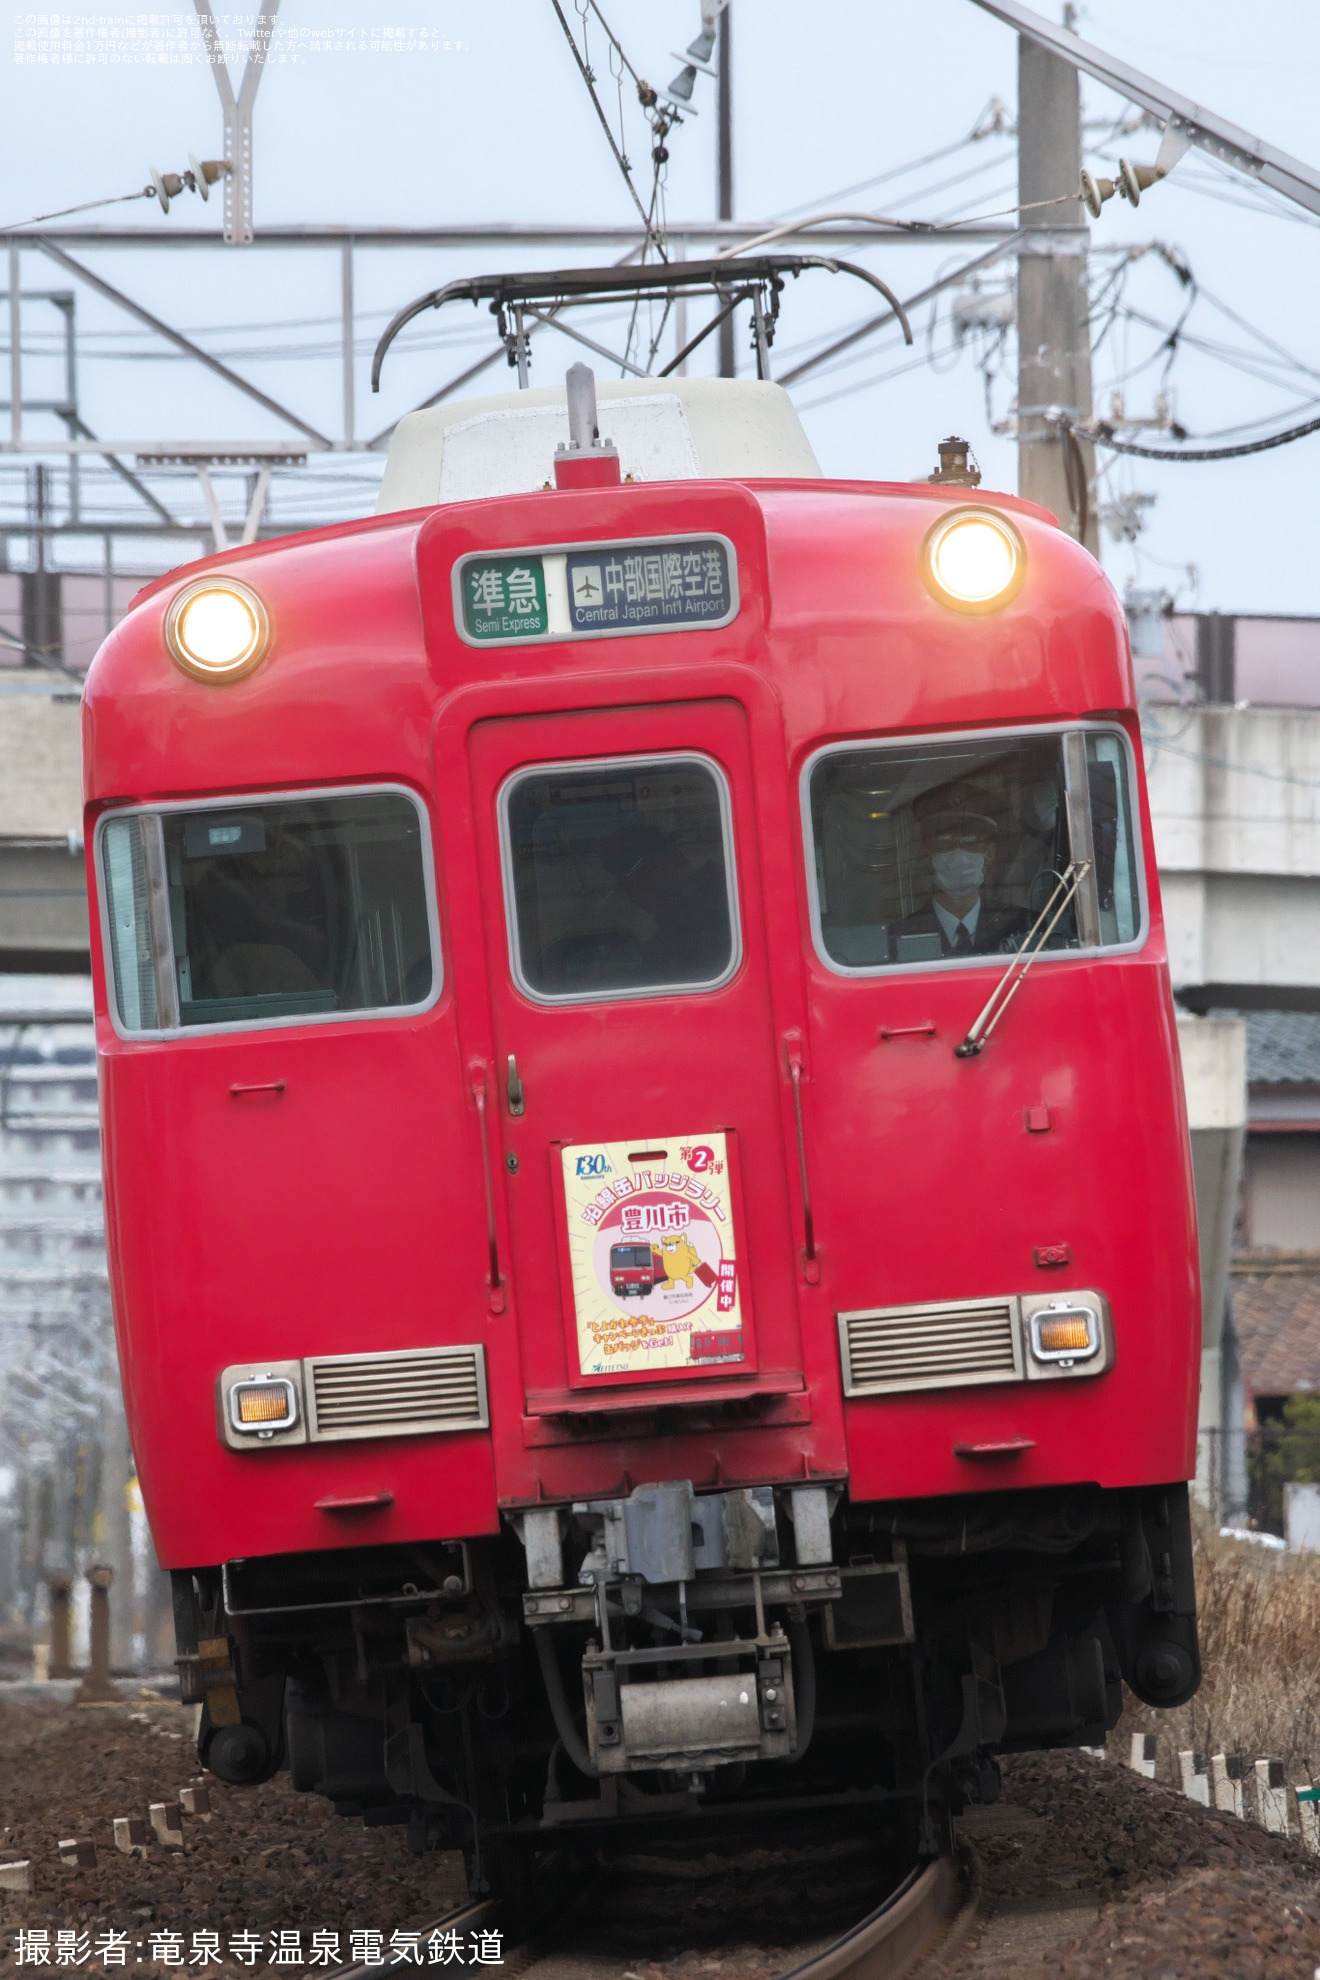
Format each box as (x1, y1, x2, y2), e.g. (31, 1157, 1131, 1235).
(806, 730, 1141, 971)
(100, 790, 436, 1033)
(502, 755, 738, 1001)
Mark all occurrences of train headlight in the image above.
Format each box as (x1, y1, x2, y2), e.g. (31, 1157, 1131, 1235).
(229, 1376, 298, 1435)
(165, 578, 270, 681)
(1028, 1304, 1100, 1366)
(922, 510, 1025, 614)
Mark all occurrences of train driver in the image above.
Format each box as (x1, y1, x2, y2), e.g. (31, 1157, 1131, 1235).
(897, 784, 1026, 959)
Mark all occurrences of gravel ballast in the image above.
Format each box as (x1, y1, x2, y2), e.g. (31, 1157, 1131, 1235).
(0, 1693, 466, 1976)
(954, 1747, 1320, 1977)
(5, 1695, 1320, 1980)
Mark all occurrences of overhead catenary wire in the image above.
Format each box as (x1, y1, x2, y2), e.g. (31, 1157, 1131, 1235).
(876, 151, 1021, 217)
(9, 80, 1317, 559)
(797, 324, 965, 410)
(547, 0, 667, 258)
(714, 190, 1080, 262)
(0, 187, 157, 232)
(582, 0, 643, 90)
(1143, 733, 1320, 795)
(784, 186, 1320, 428)
(768, 96, 1016, 224)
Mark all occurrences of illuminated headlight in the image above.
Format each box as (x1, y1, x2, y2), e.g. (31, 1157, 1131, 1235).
(165, 577, 270, 681)
(228, 1377, 298, 1435)
(1028, 1304, 1100, 1367)
(922, 509, 1025, 613)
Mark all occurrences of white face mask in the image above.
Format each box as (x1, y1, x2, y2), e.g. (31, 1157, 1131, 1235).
(1031, 790, 1058, 831)
(932, 848, 985, 897)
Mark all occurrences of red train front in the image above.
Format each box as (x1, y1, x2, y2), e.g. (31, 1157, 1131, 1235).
(84, 343, 1201, 1883)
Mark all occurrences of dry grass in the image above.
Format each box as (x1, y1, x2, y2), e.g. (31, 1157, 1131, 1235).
(1116, 1517, 1320, 1778)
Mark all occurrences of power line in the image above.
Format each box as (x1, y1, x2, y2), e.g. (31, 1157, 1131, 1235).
(1111, 306, 1312, 394)
(1193, 283, 1320, 389)
(1175, 163, 1320, 231)
(1145, 734, 1320, 795)
(546, 0, 667, 257)
(863, 151, 1012, 218)
(798, 325, 960, 411)
(769, 99, 1015, 223)
(771, 136, 983, 222)
(1080, 408, 1320, 462)
(0, 187, 156, 232)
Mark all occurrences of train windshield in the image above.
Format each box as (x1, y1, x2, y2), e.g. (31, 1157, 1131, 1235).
(807, 730, 1139, 970)
(100, 790, 434, 1032)
(501, 754, 737, 1000)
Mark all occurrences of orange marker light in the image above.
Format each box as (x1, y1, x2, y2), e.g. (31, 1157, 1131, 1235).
(231, 1380, 296, 1429)
(1034, 1315, 1094, 1356)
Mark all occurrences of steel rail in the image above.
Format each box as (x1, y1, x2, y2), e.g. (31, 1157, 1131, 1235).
(332, 1900, 499, 1980)
(331, 1851, 966, 1980)
(780, 1855, 965, 1980)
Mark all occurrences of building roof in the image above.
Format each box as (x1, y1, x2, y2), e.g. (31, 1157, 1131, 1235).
(1208, 1009, 1320, 1087)
(1234, 1259, 1320, 1397)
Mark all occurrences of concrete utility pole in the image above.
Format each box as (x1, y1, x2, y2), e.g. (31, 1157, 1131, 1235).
(717, 5, 735, 378)
(1016, 33, 1097, 550)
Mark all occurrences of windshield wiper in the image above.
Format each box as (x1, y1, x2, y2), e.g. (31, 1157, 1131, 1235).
(954, 860, 1091, 1059)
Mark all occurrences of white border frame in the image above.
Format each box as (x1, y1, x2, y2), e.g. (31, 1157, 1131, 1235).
(799, 719, 1149, 980)
(497, 750, 743, 1006)
(94, 781, 443, 1041)
(451, 531, 740, 650)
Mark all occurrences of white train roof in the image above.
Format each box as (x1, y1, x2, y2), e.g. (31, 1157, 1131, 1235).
(375, 375, 822, 513)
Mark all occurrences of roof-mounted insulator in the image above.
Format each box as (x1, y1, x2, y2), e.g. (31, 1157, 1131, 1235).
(554, 364, 623, 491)
(928, 436, 982, 487)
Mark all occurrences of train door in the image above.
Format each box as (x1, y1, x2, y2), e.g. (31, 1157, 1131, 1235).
(467, 698, 805, 1415)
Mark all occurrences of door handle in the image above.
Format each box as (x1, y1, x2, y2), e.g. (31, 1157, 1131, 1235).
(506, 1054, 525, 1117)
(784, 1032, 820, 1286)
(469, 1062, 506, 1315)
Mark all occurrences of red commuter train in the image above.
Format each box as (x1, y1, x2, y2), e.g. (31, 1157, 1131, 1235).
(85, 287, 1201, 1886)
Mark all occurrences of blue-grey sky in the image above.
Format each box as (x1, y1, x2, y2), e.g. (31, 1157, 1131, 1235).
(3, 0, 1320, 612)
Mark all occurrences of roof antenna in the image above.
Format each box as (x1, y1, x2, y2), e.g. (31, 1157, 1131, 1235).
(554, 364, 623, 490)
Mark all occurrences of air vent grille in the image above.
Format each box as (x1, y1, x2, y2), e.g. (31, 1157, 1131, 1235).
(307, 1346, 488, 1442)
(839, 1300, 1022, 1397)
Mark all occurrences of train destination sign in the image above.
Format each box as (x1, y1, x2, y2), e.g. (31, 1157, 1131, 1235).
(455, 534, 738, 647)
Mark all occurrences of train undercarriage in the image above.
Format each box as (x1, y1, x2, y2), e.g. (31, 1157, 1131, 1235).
(172, 1480, 1199, 1887)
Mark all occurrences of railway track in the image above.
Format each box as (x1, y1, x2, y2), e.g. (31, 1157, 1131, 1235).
(15, 1700, 1320, 1978)
(333, 1849, 968, 1980)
